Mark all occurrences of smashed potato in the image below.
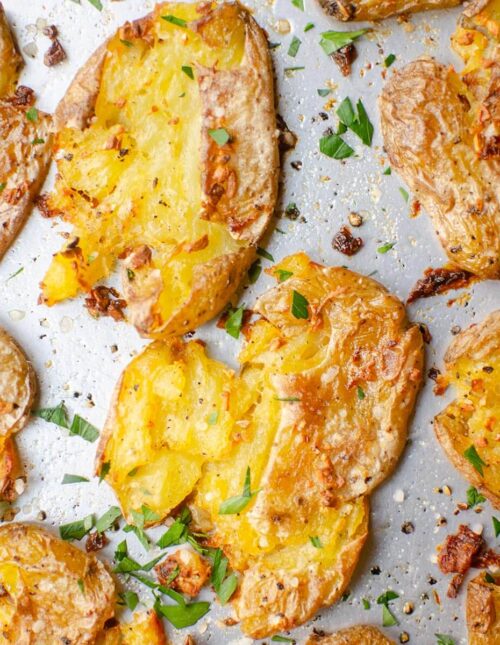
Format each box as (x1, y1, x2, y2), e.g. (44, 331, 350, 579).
(467, 571, 500, 644)
(305, 625, 395, 644)
(98, 252, 423, 637)
(434, 310, 500, 508)
(41, 2, 277, 338)
(380, 0, 500, 279)
(97, 611, 168, 645)
(317, 0, 462, 21)
(0, 327, 36, 502)
(0, 2, 22, 96)
(0, 523, 115, 644)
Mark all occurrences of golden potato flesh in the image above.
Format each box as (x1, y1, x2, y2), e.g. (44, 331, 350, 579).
(435, 310, 500, 508)
(305, 625, 395, 644)
(380, 1, 500, 279)
(41, 2, 277, 338)
(0, 327, 36, 502)
(97, 611, 168, 645)
(0, 523, 115, 644)
(317, 0, 462, 21)
(467, 572, 500, 644)
(0, 3, 22, 97)
(98, 252, 423, 637)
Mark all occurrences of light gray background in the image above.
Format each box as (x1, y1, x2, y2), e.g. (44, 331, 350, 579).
(1, 1, 499, 643)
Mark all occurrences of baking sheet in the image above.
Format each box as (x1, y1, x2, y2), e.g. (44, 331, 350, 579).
(1, 0, 499, 643)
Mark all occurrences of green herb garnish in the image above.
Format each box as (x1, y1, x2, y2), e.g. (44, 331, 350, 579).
(399, 187, 409, 202)
(336, 97, 373, 146)
(304, 23, 314, 32)
(219, 466, 258, 515)
(435, 636, 455, 645)
(33, 402, 69, 428)
(464, 445, 487, 476)
(60, 514, 94, 541)
(225, 305, 244, 339)
(357, 386, 365, 400)
(383, 167, 391, 175)
(87, 0, 103, 10)
(384, 53, 396, 67)
(291, 290, 309, 319)
(466, 486, 486, 508)
(288, 36, 301, 57)
(62, 474, 89, 484)
(26, 107, 38, 122)
(317, 88, 331, 97)
(275, 269, 293, 282)
(118, 590, 139, 611)
(493, 516, 500, 537)
(162, 15, 187, 27)
(377, 242, 395, 254)
(99, 461, 110, 483)
(257, 247, 274, 261)
(310, 535, 323, 548)
(182, 65, 194, 79)
(208, 128, 230, 145)
(319, 133, 354, 160)
(319, 29, 368, 56)
(69, 415, 99, 443)
(95, 506, 121, 534)
(248, 260, 262, 284)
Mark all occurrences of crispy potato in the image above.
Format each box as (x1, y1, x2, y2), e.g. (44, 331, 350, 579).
(0, 2, 22, 96)
(98, 252, 423, 637)
(97, 611, 168, 645)
(41, 2, 278, 338)
(317, 0, 462, 21)
(380, 1, 500, 279)
(0, 326, 36, 502)
(434, 310, 500, 508)
(467, 572, 500, 644)
(0, 523, 115, 643)
(305, 625, 395, 644)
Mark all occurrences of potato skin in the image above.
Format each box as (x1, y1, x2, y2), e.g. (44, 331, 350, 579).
(380, 58, 500, 278)
(434, 310, 500, 508)
(45, 2, 278, 338)
(97, 611, 168, 645)
(467, 572, 500, 644)
(0, 523, 116, 644)
(305, 625, 396, 644)
(317, 0, 462, 21)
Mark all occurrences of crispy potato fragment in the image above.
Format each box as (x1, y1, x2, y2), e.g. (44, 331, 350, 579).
(434, 310, 500, 508)
(467, 572, 500, 644)
(305, 625, 395, 644)
(97, 610, 168, 645)
(98, 252, 423, 637)
(0, 523, 116, 643)
(317, 0, 462, 21)
(41, 2, 278, 338)
(380, 1, 500, 279)
(155, 548, 211, 598)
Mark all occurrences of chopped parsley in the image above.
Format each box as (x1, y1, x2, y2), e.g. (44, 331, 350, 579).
(399, 187, 409, 202)
(317, 88, 331, 97)
(248, 259, 262, 284)
(211, 548, 238, 604)
(377, 242, 395, 254)
(463, 445, 487, 476)
(26, 107, 38, 122)
(384, 53, 396, 67)
(274, 396, 301, 402)
(207, 410, 218, 425)
(77, 578, 84, 593)
(466, 486, 486, 508)
(362, 598, 371, 609)
(99, 461, 110, 483)
(225, 305, 245, 339)
(383, 167, 392, 175)
(155, 599, 211, 629)
(157, 508, 191, 548)
(95, 506, 122, 534)
(275, 269, 293, 282)
(181, 65, 194, 79)
(485, 572, 495, 583)
(0, 183, 5, 192)
(59, 514, 94, 541)
(357, 385, 365, 400)
(377, 590, 399, 627)
(70, 415, 99, 442)
(272, 637, 296, 643)
(319, 29, 368, 56)
(87, 0, 103, 10)
(291, 290, 309, 319)
(62, 474, 89, 484)
(118, 590, 139, 611)
(6, 267, 24, 281)
(126, 268, 135, 281)
(291, 0, 304, 10)
(310, 536, 323, 548)
(336, 97, 374, 146)
(284, 66, 305, 76)
(304, 23, 314, 32)
(435, 636, 455, 645)
(208, 128, 230, 145)
(219, 466, 258, 515)
(33, 402, 69, 428)
(32, 137, 45, 145)
(319, 133, 354, 160)
(120, 39, 133, 48)
(493, 516, 500, 537)
(288, 36, 301, 58)
(162, 14, 187, 27)
(257, 247, 274, 262)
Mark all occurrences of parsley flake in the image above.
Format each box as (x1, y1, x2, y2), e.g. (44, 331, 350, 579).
(119, 590, 139, 611)
(99, 461, 110, 483)
(383, 167, 392, 175)
(466, 486, 486, 508)
(319, 29, 368, 56)
(336, 97, 374, 146)
(162, 14, 187, 27)
(435, 636, 455, 645)
(225, 305, 244, 339)
(275, 269, 293, 282)
(257, 247, 274, 262)
(155, 599, 211, 628)
(304, 23, 314, 32)
(272, 637, 296, 643)
(87, 0, 103, 10)
(464, 445, 487, 476)
(378, 242, 395, 254)
(310, 535, 323, 548)
(291, 0, 304, 10)
(182, 65, 194, 79)
(60, 514, 94, 541)
(399, 187, 409, 202)
(291, 290, 309, 319)
(384, 53, 396, 67)
(208, 128, 230, 145)
(319, 133, 354, 160)
(95, 506, 121, 534)
(357, 385, 365, 400)
(288, 36, 301, 58)
(219, 467, 258, 515)
(248, 259, 262, 284)
(317, 88, 331, 97)
(33, 402, 69, 428)
(493, 516, 500, 537)
(62, 474, 89, 484)
(69, 415, 99, 443)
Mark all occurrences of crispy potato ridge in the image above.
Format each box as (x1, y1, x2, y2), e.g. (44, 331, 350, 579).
(380, 1, 500, 279)
(305, 625, 396, 644)
(41, 2, 278, 338)
(97, 610, 168, 644)
(317, 0, 462, 21)
(0, 3, 22, 96)
(0, 523, 115, 644)
(435, 310, 500, 508)
(467, 572, 500, 644)
(97, 252, 423, 637)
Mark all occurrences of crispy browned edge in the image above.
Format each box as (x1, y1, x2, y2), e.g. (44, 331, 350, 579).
(317, 0, 462, 21)
(0, 2, 23, 93)
(434, 310, 500, 509)
(305, 624, 396, 644)
(467, 572, 500, 642)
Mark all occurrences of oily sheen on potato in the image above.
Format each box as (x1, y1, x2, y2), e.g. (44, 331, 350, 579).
(41, 1, 278, 338)
(380, 0, 500, 279)
(317, 0, 462, 21)
(97, 252, 424, 637)
(0, 4, 52, 261)
(96, 610, 167, 645)
(434, 310, 500, 508)
(0, 523, 115, 643)
(467, 572, 500, 644)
